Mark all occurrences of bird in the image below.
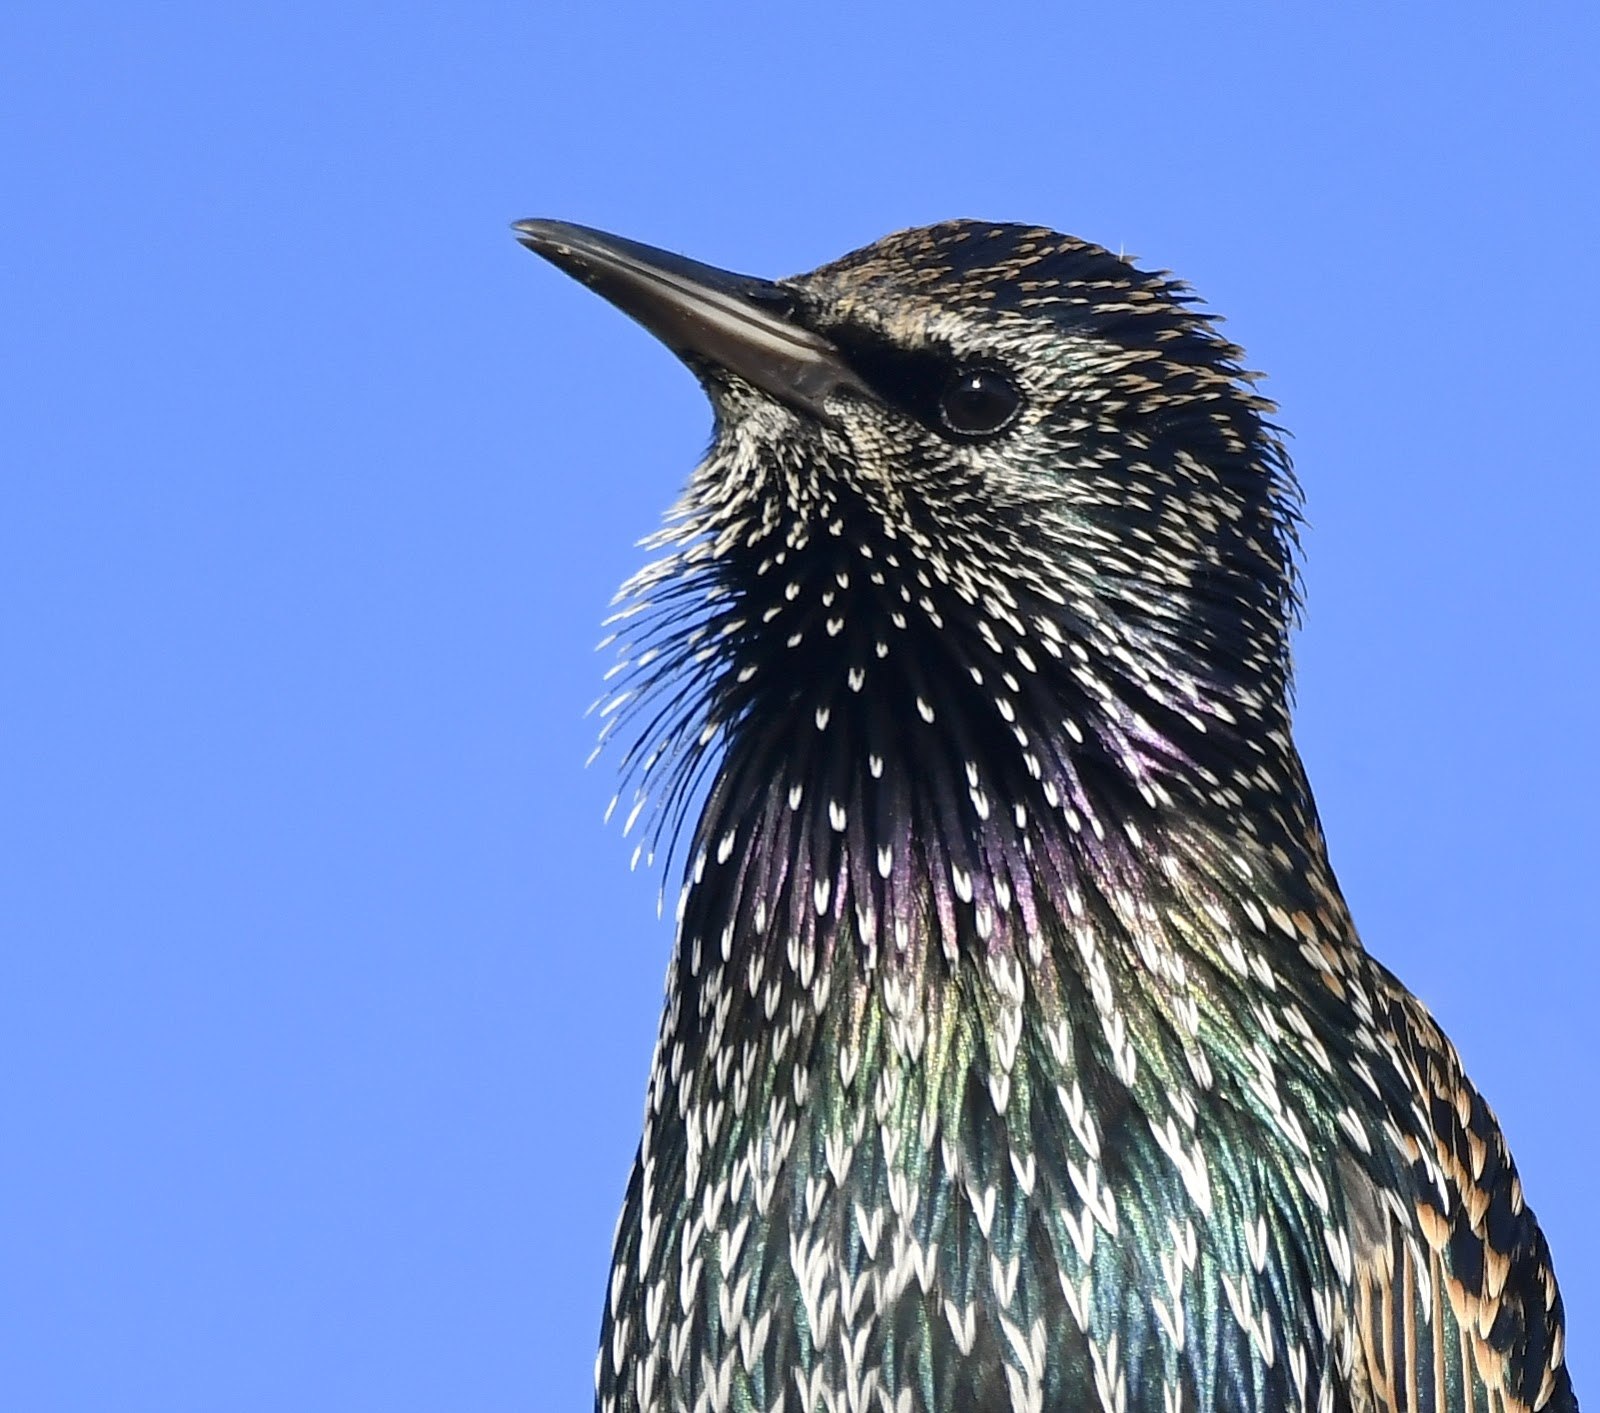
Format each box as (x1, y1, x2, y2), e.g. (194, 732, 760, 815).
(515, 217, 1576, 1413)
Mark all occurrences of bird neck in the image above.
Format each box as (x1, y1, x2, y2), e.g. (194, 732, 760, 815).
(670, 675, 1343, 1052)
(640, 493, 1338, 1082)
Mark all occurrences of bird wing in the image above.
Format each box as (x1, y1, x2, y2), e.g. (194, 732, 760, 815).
(1347, 980, 1572, 1413)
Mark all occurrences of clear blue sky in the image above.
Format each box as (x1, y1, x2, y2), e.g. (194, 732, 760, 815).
(5, 5, 1596, 1409)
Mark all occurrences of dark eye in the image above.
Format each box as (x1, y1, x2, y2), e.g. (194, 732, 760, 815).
(939, 365, 1023, 437)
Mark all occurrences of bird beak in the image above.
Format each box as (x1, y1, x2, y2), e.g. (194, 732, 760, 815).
(513, 218, 865, 422)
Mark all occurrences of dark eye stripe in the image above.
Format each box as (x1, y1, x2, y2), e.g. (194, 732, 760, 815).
(828, 333, 1024, 442)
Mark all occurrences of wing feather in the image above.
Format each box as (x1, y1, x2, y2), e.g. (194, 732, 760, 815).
(1345, 976, 1573, 1413)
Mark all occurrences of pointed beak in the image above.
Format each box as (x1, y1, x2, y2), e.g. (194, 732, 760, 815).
(512, 219, 865, 421)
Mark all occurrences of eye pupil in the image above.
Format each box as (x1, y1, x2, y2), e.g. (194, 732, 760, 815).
(940, 365, 1021, 436)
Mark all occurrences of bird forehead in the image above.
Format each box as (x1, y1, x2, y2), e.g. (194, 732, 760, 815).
(794, 219, 1166, 317)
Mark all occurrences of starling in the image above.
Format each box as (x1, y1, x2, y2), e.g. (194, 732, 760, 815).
(515, 218, 1575, 1413)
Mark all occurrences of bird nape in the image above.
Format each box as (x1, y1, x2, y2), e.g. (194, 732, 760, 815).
(515, 218, 1574, 1413)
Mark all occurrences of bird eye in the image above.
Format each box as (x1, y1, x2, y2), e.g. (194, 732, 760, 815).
(939, 365, 1022, 437)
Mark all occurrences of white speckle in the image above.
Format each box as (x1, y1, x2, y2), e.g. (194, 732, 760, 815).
(829, 800, 847, 832)
(916, 697, 935, 723)
(815, 705, 831, 731)
(846, 666, 865, 692)
(839, 1044, 859, 1087)
(943, 1299, 977, 1356)
(972, 1184, 998, 1237)
(1336, 1106, 1372, 1154)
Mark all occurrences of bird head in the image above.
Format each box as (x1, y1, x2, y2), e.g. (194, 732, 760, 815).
(517, 219, 1307, 942)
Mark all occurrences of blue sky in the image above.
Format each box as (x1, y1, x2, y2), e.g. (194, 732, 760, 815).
(5, 4, 1597, 1408)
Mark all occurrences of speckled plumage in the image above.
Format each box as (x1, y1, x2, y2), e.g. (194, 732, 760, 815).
(518, 220, 1575, 1413)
